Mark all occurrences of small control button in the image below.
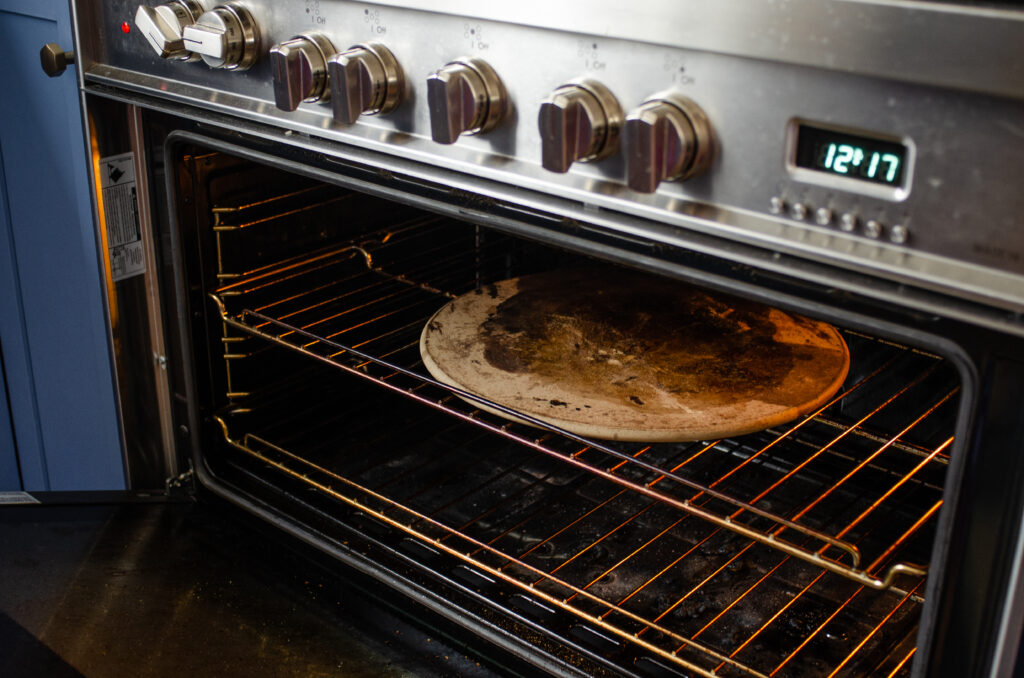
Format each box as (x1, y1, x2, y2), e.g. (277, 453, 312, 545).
(769, 196, 785, 215)
(814, 207, 832, 226)
(839, 213, 858, 232)
(790, 202, 808, 220)
(890, 224, 909, 244)
(864, 219, 883, 239)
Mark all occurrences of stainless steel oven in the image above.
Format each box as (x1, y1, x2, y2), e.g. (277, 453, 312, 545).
(71, 1, 1024, 676)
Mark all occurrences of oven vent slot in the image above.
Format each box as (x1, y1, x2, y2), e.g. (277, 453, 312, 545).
(208, 219, 954, 596)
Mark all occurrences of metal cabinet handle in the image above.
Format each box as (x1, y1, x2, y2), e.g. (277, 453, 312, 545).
(40, 43, 75, 77)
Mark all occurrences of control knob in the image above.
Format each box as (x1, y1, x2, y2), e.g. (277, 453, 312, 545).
(426, 57, 507, 144)
(624, 92, 713, 193)
(270, 33, 336, 111)
(134, 1, 204, 60)
(328, 43, 404, 125)
(182, 2, 260, 70)
(538, 79, 622, 173)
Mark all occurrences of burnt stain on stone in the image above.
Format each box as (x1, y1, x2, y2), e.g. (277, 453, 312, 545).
(479, 267, 847, 408)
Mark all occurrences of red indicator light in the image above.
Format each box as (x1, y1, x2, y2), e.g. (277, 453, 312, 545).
(121, 21, 131, 34)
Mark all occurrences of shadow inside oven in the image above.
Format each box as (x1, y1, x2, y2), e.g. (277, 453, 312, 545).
(174, 147, 958, 678)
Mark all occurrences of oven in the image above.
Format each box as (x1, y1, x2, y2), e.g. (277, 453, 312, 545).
(70, 1, 1024, 676)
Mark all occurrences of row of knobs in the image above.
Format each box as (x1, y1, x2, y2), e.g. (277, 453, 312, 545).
(134, 1, 713, 192)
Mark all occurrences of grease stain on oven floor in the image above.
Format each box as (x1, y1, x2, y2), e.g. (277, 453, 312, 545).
(0, 501, 497, 677)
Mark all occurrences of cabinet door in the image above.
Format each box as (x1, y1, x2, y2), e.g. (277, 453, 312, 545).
(0, 0, 125, 491)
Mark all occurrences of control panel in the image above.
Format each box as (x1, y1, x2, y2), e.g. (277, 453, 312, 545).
(79, 1, 1024, 309)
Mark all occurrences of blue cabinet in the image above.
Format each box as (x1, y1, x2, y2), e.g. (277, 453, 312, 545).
(0, 0, 125, 491)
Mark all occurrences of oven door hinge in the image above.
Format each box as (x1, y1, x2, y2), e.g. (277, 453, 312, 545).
(165, 463, 196, 499)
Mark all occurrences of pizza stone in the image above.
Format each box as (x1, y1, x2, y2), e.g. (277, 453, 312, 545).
(419, 268, 850, 442)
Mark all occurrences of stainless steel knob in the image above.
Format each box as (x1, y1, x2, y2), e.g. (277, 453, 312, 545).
(426, 57, 507, 144)
(538, 79, 622, 173)
(624, 92, 713, 193)
(182, 2, 260, 70)
(328, 43, 403, 125)
(270, 33, 335, 111)
(134, 1, 204, 61)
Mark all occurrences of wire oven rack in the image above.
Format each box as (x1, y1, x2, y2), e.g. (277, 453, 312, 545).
(207, 207, 955, 677)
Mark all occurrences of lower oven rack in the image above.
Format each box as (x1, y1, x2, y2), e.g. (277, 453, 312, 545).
(211, 371, 925, 678)
(208, 219, 954, 595)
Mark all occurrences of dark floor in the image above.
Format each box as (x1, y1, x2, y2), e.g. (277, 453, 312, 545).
(0, 500, 500, 677)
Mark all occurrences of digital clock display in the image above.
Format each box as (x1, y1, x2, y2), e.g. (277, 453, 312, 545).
(794, 124, 908, 187)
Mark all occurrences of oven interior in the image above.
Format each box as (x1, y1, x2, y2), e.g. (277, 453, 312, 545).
(170, 144, 960, 678)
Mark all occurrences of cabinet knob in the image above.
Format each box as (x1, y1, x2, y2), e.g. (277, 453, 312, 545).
(328, 43, 403, 125)
(624, 92, 713, 193)
(426, 57, 507, 145)
(538, 80, 622, 173)
(40, 43, 75, 77)
(270, 34, 335, 111)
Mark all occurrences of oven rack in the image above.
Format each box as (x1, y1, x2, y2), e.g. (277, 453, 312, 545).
(212, 375, 922, 678)
(209, 219, 955, 595)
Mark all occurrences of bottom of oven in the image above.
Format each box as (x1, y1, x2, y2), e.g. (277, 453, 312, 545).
(171, 144, 958, 678)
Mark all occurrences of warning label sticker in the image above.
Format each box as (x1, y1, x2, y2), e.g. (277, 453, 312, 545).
(100, 152, 146, 282)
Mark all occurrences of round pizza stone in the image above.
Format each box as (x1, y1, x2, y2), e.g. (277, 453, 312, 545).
(419, 268, 850, 442)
